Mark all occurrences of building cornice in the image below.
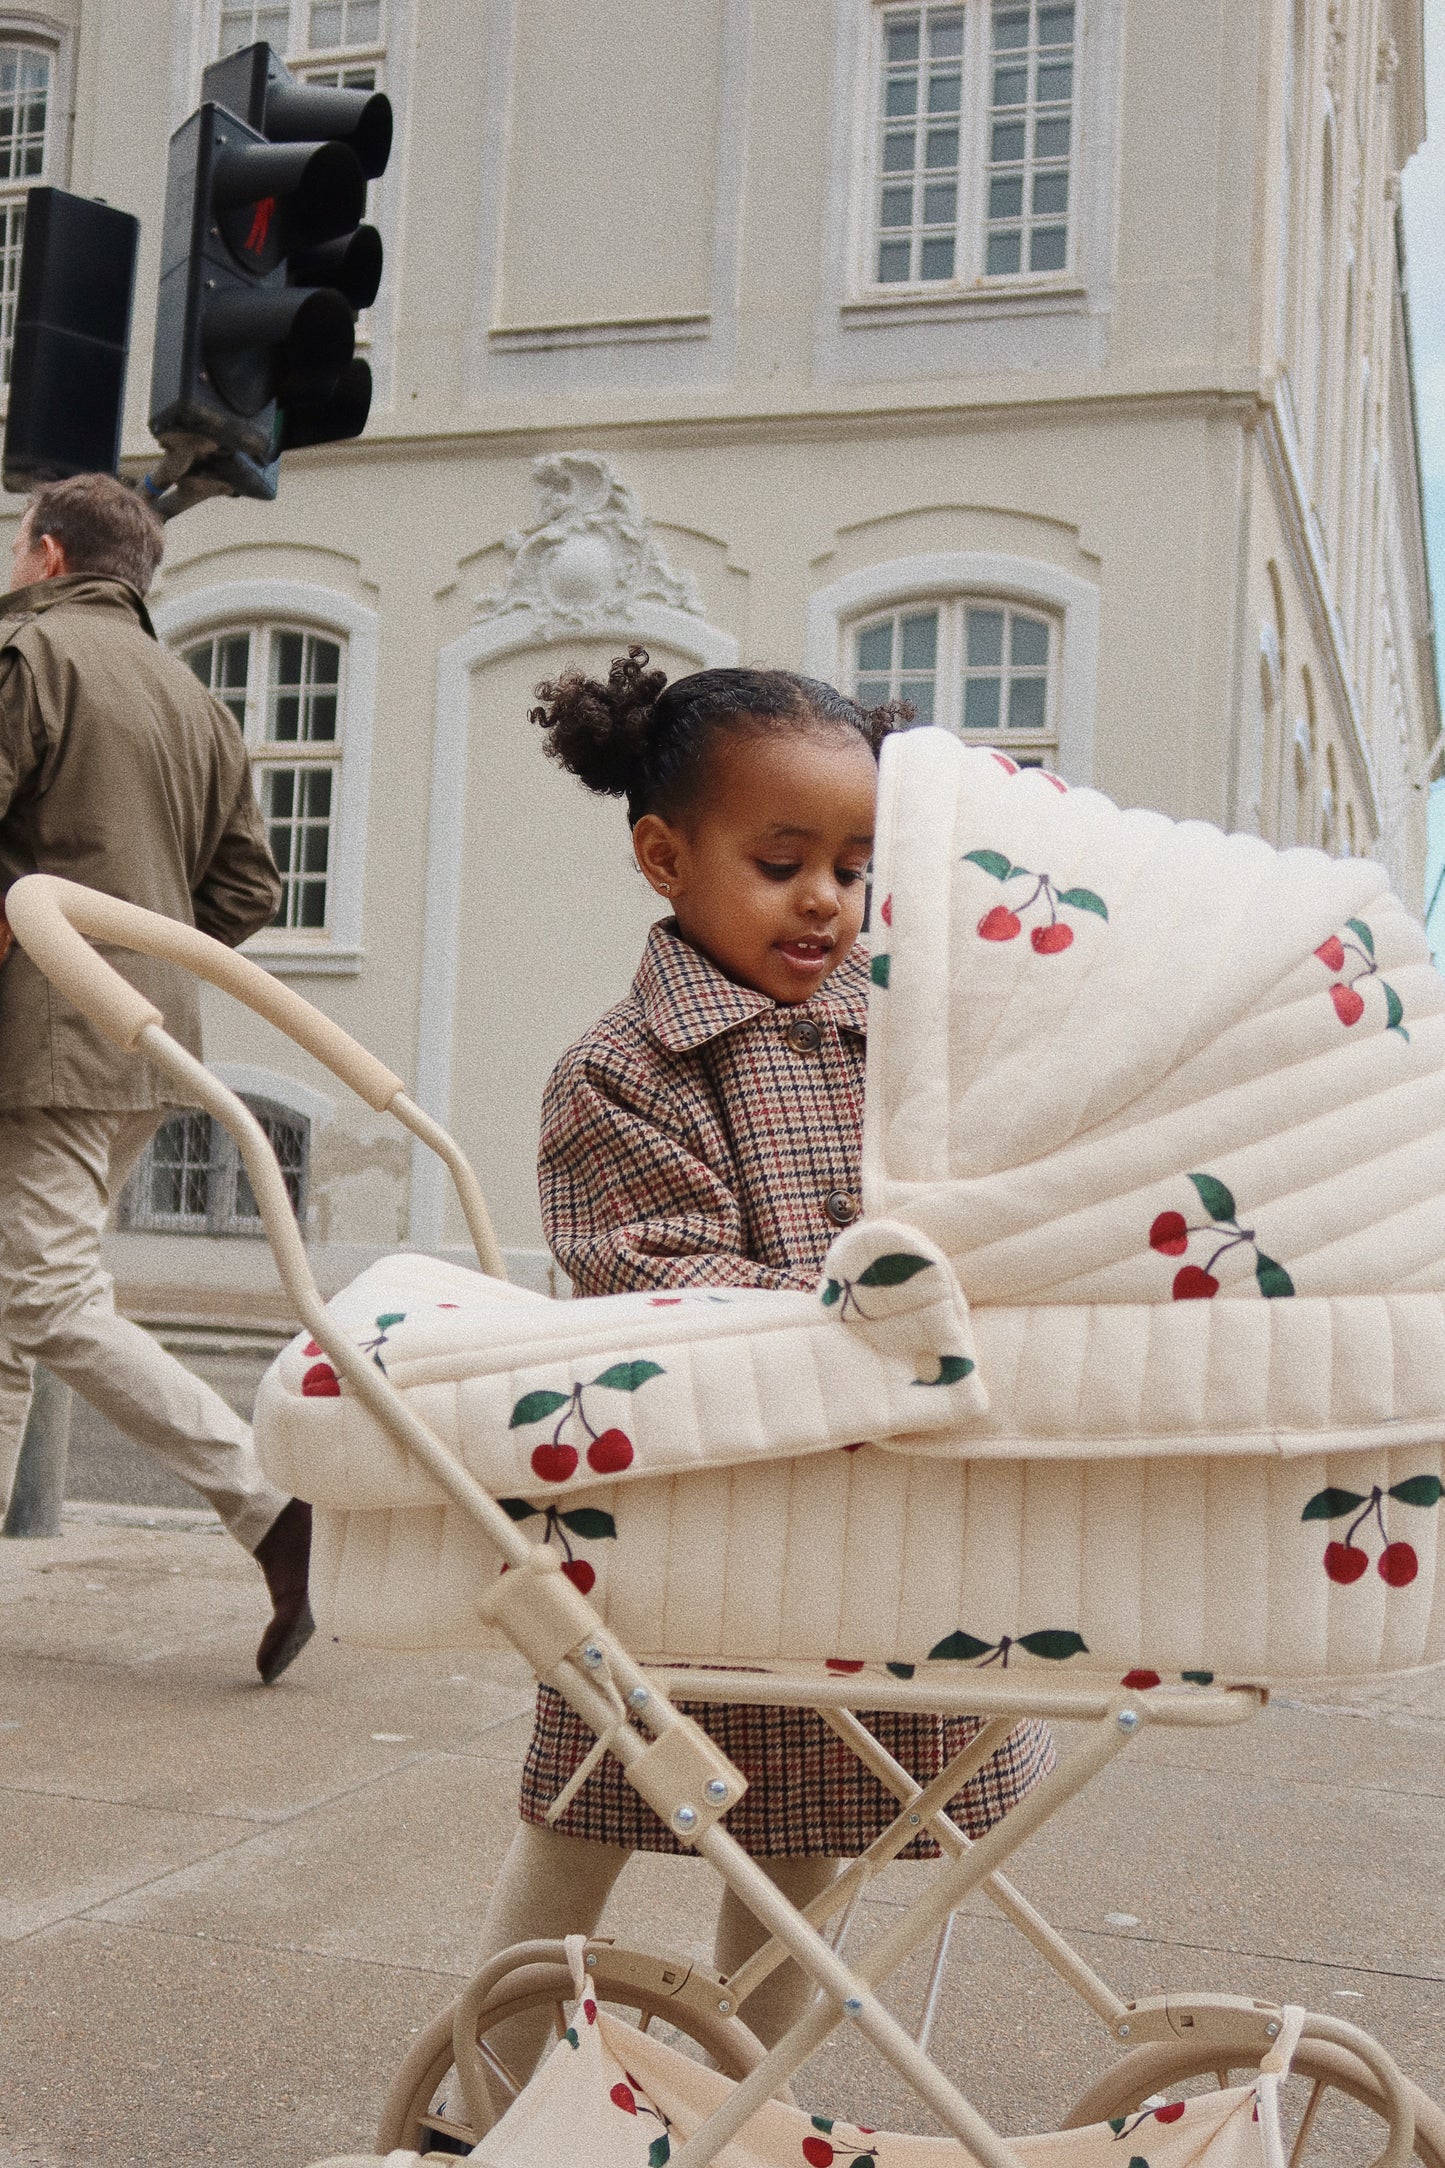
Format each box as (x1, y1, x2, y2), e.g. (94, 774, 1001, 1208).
(1255, 382, 1383, 833)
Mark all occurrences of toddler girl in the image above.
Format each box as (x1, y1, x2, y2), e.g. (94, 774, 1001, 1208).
(475, 649, 1053, 2065)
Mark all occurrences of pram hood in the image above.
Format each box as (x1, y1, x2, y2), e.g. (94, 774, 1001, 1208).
(259, 726, 1445, 1521)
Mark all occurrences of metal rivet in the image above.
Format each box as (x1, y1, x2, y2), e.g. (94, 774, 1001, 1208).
(908, 1812, 921, 1826)
(705, 1778, 729, 1803)
(582, 1644, 605, 1669)
(586, 1954, 597, 1970)
(1116, 1708, 1141, 1733)
(718, 1998, 732, 2014)
(843, 1996, 863, 2016)
(1266, 2022, 1279, 2038)
(628, 1686, 650, 1709)
(1118, 2024, 1131, 2039)
(675, 1804, 698, 1831)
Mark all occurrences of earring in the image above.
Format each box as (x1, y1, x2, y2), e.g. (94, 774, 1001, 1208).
(659, 882, 671, 896)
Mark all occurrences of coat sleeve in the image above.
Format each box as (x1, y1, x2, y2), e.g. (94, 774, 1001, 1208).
(0, 646, 46, 825)
(192, 756, 283, 949)
(539, 1054, 819, 1298)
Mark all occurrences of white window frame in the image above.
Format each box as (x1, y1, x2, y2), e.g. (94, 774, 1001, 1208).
(851, 0, 1081, 302)
(212, 0, 384, 74)
(851, 594, 1062, 758)
(0, 15, 71, 396)
(151, 580, 378, 975)
(804, 551, 1100, 784)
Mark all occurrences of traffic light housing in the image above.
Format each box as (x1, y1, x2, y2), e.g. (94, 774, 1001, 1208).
(3, 188, 139, 490)
(148, 44, 391, 474)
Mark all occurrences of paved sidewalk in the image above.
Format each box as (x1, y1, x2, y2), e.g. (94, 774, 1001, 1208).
(2, 1509, 1443, 2168)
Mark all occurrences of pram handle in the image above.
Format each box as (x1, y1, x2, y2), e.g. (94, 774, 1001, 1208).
(5, 873, 405, 1109)
(4, 874, 505, 1278)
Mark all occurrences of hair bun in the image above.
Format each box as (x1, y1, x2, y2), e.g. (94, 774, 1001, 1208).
(531, 645, 668, 798)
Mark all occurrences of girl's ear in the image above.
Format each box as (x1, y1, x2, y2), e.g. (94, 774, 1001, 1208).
(632, 813, 686, 901)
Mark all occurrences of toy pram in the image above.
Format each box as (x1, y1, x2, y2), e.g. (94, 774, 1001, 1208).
(12, 727, 1445, 2168)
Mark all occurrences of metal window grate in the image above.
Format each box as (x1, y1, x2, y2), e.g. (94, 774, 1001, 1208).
(118, 1098, 309, 1235)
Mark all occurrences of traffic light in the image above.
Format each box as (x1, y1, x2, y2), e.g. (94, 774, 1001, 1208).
(148, 42, 391, 480)
(2, 188, 139, 490)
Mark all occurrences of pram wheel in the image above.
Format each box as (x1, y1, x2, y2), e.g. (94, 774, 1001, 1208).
(376, 1937, 767, 2157)
(1065, 2016, 1445, 2168)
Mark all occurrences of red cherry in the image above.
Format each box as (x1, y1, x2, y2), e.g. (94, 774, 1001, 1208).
(1315, 935, 1346, 971)
(826, 1658, 865, 1674)
(1154, 2102, 1186, 2124)
(1172, 1266, 1219, 1300)
(978, 905, 1022, 941)
(1330, 983, 1365, 1026)
(583, 1997, 598, 2023)
(1031, 921, 1074, 954)
(803, 2141, 834, 2168)
(610, 2082, 637, 2114)
(1121, 1669, 1161, 1689)
(587, 1427, 634, 1474)
(1379, 1541, 1419, 1588)
(1150, 1211, 1189, 1256)
(302, 1362, 341, 1397)
(880, 893, 893, 926)
(1324, 1541, 1369, 1584)
(530, 1441, 578, 1483)
(562, 1558, 596, 1595)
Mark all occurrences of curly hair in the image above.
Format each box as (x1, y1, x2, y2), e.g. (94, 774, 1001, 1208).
(531, 647, 913, 826)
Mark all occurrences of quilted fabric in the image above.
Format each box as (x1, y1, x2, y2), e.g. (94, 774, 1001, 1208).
(256, 732, 1445, 1679)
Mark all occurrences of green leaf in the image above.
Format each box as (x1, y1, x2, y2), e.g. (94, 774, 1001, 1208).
(811, 2118, 835, 2135)
(1016, 1629, 1090, 1661)
(851, 2157, 876, 2167)
(963, 848, 1014, 881)
(1187, 1171, 1237, 1224)
(928, 1630, 991, 1662)
(590, 1360, 665, 1393)
(1255, 1253, 1295, 1299)
(1388, 1475, 1445, 1509)
(564, 2026, 579, 2049)
(499, 1496, 540, 1521)
(1130, 2155, 1150, 2168)
(1055, 886, 1109, 921)
(916, 1354, 975, 1386)
(821, 1278, 842, 1307)
(1384, 983, 1406, 1035)
(857, 1251, 934, 1289)
(649, 2138, 671, 2168)
(560, 1508, 618, 1540)
(1108, 2120, 1127, 2135)
(375, 1311, 406, 1330)
(1347, 917, 1375, 957)
(509, 1388, 571, 1428)
(886, 1661, 916, 1678)
(870, 952, 891, 988)
(1301, 1486, 1368, 1521)
(1181, 1670, 1215, 1685)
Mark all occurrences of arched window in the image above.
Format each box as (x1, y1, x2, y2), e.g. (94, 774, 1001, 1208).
(0, 37, 55, 385)
(852, 595, 1058, 763)
(153, 582, 378, 973)
(118, 1095, 310, 1236)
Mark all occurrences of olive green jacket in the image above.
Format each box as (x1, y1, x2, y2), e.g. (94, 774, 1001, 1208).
(0, 573, 281, 1110)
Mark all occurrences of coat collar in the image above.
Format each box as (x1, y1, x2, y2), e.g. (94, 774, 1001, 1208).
(0, 573, 156, 640)
(633, 920, 871, 1054)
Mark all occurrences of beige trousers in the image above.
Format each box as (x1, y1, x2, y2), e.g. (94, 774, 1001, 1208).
(0, 1107, 289, 1552)
(475, 1822, 840, 2080)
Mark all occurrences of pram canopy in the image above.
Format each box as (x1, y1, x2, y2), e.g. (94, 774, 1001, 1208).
(254, 729, 1445, 1680)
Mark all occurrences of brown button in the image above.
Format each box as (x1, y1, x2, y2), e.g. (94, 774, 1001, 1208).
(784, 1016, 823, 1054)
(824, 1190, 859, 1226)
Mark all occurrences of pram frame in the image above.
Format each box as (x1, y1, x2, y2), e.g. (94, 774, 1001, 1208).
(6, 872, 1425, 2168)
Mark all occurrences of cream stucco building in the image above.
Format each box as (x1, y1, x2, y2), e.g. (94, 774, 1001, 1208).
(0, 0, 1436, 1315)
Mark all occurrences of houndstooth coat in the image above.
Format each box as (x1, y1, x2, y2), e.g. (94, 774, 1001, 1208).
(522, 921, 1053, 1856)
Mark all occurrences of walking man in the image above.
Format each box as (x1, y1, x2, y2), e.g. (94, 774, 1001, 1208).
(0, 472, 313, 1683)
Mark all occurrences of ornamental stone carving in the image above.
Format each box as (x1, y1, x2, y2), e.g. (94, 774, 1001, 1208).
(474, 452, 705, 638)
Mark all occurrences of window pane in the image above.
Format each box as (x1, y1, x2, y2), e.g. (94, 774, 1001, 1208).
(880, 185, 914, 228)
(1036, 59, 1072, 102)
(885, 74, 918, 117)
(900, 611, 938, 669)
(309, 2, 345, 42)
(985, 0, 1075, 279)
(0, 200, 24, 387)
(989, 174, 1024, 220)
(883, 129, 916, 172)
(992, 64, 1028, 105)
(233, 1106, 307, 1222)
(991, 120, 1026, 162)
(925, 124, 958, 168)
(886, 18, 921, 62)
(185, 632, 251, 731)
(987, 229, 1022, 274)
(856, 620, 894, 673)
(877, 239, 912, 281)
(1010, 613, 1049, 666)
(923, 180, 957, 224)
(1034, 115, 1071, 158)
(1007, 675, 1047, 732)
(267, 629, 341, 744)
(1029, 224, 1067, 271)
(993, 7, 1030, 47)
(262, 763, 333, 929)
(1032, 170, 1068, 216)
(964, 677, 1002, 732)
(901, 675, 935, 723)
(147, 1111, 213, 1222)
(855, 674, 892, 707)
(928, 9, 964, 56)
(220, 4, 290, 56)
(967, 608, 1004, 667)
(1038, 5, 1075, 41)
(875, 5, 962, 289)
(919, 235, 955, 279)
(927, 69, 961, 112)
(0, 43, 49, 187)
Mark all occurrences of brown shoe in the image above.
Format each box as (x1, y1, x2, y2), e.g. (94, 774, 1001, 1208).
(254, 1498, 315, 1685)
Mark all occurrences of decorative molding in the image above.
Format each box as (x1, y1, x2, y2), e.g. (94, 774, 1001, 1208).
(410, 479, 737, 1247)
(802, 549, 1101, 787)
(475, 452, 706, 642)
